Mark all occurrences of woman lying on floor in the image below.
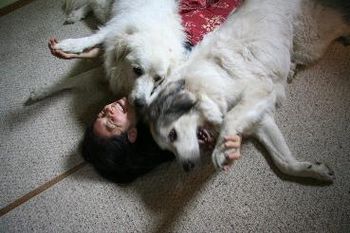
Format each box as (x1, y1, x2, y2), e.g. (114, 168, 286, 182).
(48, 0, 244, 183)
(49, 38, 242, 183)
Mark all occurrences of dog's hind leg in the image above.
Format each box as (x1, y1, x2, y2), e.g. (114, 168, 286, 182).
(212, 88, 276, 170)
(25, 66, 104, 105)
(253, 114, 335, 182)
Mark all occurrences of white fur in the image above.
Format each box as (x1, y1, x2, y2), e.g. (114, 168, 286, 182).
(150, 0, 350, 182)
(27, 0, 186, 102)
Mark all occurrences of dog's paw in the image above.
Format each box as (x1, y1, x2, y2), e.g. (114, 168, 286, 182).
(54, 38, 88, 53)
(304, 161, 335, 183)
(25, 88, 49, 105)
(212, 135, 242, 170)
(64, 17, 78, 25)
(287, 62, 297, 83)
(64, 14, 83, 25)
(212, 145, 224, 169)
(212, 144, 232, 170)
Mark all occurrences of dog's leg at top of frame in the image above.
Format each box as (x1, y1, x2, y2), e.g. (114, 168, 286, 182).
(25, 66, 104, 105)
(54, 20, 120, 54)
(253, 114, 335, 182)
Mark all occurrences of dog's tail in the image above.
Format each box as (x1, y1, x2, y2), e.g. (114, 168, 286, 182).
(25, 66, 105, 105)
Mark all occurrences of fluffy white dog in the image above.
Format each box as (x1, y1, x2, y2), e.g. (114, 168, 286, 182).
(143, 0, 350, 181)
(27, 0, 186, 103)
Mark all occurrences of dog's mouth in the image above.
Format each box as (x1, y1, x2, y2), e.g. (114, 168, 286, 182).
(197, 127, 212, 144)
(197, 125, 216, 152)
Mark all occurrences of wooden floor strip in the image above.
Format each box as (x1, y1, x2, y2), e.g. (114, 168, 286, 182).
(0, 162, 87, 217)
(0, 0, 88, 219)
(0, 0, 36, 17)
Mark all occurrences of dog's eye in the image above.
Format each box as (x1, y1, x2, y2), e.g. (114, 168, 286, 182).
(154, 75, 162, 82)
(133, 67, 144, 76)
(168, 129, 177, 143)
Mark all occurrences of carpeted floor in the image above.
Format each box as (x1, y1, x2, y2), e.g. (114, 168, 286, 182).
(0, 0, 349, 232)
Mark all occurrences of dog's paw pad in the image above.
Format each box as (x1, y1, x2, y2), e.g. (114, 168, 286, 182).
(212, 147, 231, 170)
(309, 162, 335, 183)
(64, 19, 76, 25)
(64, 16, 80, 25)
(25, 89, 46, 105)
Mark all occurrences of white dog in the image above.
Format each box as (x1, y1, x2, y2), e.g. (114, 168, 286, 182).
(142, 0, 350, 181)
(27, 0, 186, 103)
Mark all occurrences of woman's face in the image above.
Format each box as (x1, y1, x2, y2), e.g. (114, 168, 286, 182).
(93, 97, 137, 138)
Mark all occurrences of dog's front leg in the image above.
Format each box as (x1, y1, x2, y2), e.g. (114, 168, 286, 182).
(54, 22, 117, 53)
(54, 35, 104, 54)
(198, 94, 224, 126)
(212, 91, 274, 170)
(253, 114, 335, 182)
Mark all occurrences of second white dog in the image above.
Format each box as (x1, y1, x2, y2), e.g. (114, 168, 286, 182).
(143, 0, 350, 181)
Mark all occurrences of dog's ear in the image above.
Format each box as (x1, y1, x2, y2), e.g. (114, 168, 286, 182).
(115, 42, 130, 63)
(147, 79, 196, 124)
(165, 88, 196, 116)
(113, 33, 132, 63)
(113, 25, 140, 62)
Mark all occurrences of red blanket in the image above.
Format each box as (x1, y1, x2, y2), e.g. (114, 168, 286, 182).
(180, 0, 242, 45)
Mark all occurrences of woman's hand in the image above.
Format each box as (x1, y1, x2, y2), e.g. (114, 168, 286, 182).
(223, 134, 242, 171)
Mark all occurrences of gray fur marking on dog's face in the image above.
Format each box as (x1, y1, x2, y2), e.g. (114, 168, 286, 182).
(147, 79, 196, 126)
(145, 79, 202, 170)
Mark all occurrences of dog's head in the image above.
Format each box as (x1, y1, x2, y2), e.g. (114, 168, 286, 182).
(146, 79, 218, 171)
(110, 24, 186, 109)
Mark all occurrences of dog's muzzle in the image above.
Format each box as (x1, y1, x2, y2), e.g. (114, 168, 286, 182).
(133, 97, 146, 109)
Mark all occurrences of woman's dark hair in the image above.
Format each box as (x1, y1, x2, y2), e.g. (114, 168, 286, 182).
(82, 122, 174, 184)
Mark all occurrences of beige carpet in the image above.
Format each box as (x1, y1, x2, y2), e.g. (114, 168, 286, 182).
(0, 0, 349, 232)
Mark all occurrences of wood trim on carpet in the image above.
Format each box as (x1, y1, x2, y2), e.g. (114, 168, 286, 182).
(0, 162, 87, 217)
(0, 0, 36, 17)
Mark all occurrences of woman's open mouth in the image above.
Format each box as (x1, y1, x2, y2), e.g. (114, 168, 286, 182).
(114, 100, 127, 113)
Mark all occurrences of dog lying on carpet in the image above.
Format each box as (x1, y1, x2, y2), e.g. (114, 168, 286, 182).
(26, 0, 186, 103)
(137, 0, 350, 181)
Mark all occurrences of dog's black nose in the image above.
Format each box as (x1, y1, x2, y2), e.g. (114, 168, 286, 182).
(134, 98, 146, 108)
(182, 161, 195, 172)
